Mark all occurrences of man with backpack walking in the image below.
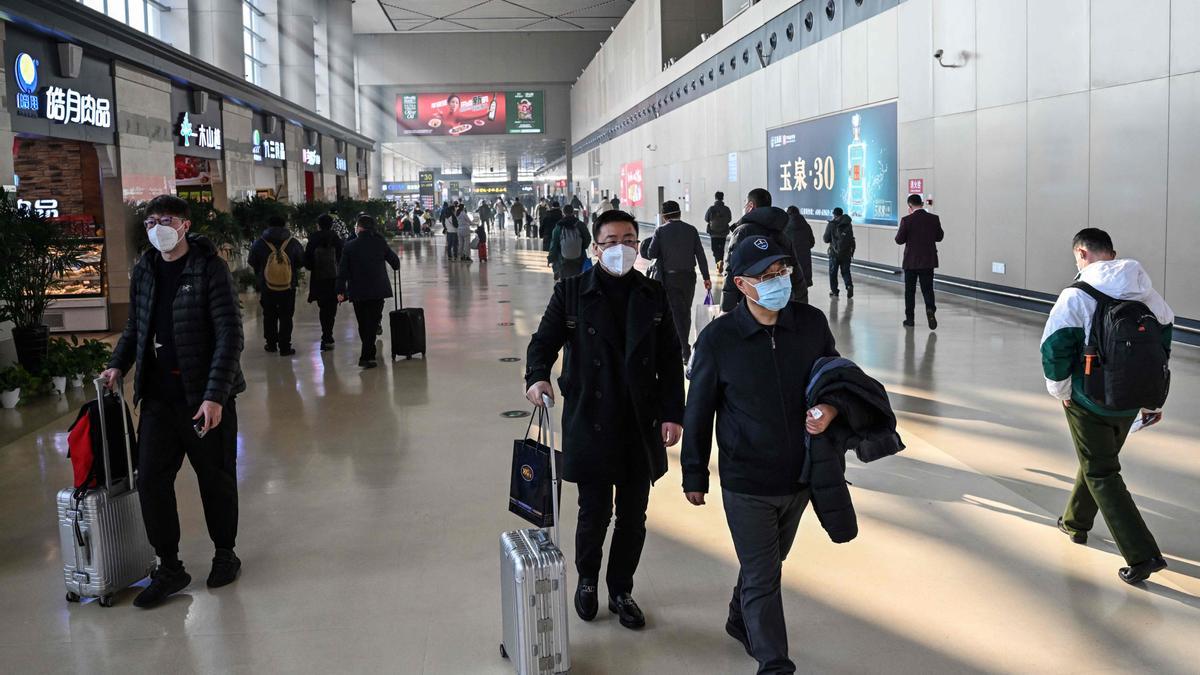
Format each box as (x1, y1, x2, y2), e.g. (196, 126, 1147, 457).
(822, 208, 855, 298)
(895, 194, 944, 329)
(646, 200, 711, 361)
(247, 215, 304, 356)
(1040, 228, 1174, 585)
(100, 194, 245, 608)
(305, 213, 344, 351)
(549, 204, 591, 279)
(704, 191, 733, 275)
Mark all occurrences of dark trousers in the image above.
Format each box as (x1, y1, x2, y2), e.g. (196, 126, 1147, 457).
(712, 236, 728, 265)
(663, 270, 697, 357)
(828, 257, 852, 294)
(723, 488, 809, 675)
(317, 296, 338, 343)
(1062, 404, 1159, 565)
(260, 289, 296, 348)
(904, 268, 937, 321)
(559, 257, 585, 279)
(446, 232, 459, 259)
(575, 480, 651, 596)
(352, 299, 385, 362)
(137, 397, 239, 559)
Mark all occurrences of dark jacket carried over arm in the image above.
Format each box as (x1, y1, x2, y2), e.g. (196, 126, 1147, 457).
(720, 207, 803, 311)
(894, 209, 944, 270)
(246, 225, 305, 291)
(109, 235, 246, 409)
(525, 269, 685, 484)
(803, 357, 905, 543)
(335, 230, 400, 301)
(682, 301, 839, 496)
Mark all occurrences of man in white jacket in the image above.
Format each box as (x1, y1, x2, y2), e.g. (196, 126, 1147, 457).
(1040, 228, 1173, 585)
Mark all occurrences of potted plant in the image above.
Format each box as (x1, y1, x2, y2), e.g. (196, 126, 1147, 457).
(78, 338, 113, 382)
(0, 195, 87, 371)
(44, 338, 73, 394)
(0, 365, 32, 408)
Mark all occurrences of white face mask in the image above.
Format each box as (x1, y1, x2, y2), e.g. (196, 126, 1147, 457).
(600, 244, 637, 276)
(148, 223, 181, 253)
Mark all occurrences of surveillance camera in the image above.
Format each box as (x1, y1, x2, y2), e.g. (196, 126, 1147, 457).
(934, 49, 944, 59)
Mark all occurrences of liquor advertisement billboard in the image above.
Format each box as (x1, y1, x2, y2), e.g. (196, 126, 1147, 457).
(766, 102, 897, 225)
(395, 91, 543, 136)
(619, 161, 644, 208)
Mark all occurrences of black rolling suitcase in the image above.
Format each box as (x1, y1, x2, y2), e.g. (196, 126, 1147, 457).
(389, 268, 426, 360)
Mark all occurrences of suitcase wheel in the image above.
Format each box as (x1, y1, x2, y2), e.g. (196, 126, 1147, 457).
(499, 643, 508, 659)
(98, 595, 114, 608)
(66, 592, 80, 603)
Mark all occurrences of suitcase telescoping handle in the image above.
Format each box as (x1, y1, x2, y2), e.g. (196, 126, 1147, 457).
(540, 393, 561, 548)
(93, 377, 136, 495)
(394, 267, 403, 311)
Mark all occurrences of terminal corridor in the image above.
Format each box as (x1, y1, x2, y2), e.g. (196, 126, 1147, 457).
(2, 233, 1198, 674)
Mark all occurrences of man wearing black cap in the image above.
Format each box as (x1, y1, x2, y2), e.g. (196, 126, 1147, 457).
(646, 200, 711, 361)
(682, 235, 840, 675)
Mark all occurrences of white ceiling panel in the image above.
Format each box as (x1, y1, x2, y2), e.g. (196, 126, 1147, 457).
(448, 1, 544, 19)
(455, 18, 547, 31)
(380, 3, 434, 20)
(366, 0, 632, 33)
(560, 0, 632, 18)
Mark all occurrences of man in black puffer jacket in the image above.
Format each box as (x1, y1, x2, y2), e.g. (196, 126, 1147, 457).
(102, 194, 246, 609)
(720, 188, 804, 312)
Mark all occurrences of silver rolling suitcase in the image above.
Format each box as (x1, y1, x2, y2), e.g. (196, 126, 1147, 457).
(500, 394, 570, 674)
(57, 378, 156, 607)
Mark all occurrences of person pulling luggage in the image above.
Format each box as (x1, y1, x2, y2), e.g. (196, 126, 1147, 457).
(337, 215, 401, 369)
(645, 200, 711, 362)
(525, 209, 685, 631)
(101, 194, 246, 608)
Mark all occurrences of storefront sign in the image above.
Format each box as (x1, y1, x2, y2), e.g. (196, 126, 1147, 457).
(619, 161, 644, 207)
(383, 182, 420, 192)
(302, 148, 322, 167)
(178, 112, 222, 151)
(5, 29, 116, 144)
(335, 154, 348, 174)
(251, 114, 287, 166)
(171, 87, 224, 159)
(17, 197, 59, 218)
(474, 185, 507, 194)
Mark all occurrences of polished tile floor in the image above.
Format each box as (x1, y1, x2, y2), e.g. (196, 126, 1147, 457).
(2, 233, 1198, 674)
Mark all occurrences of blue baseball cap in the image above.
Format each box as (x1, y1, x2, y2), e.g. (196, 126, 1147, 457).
(728, 236, 792, 277)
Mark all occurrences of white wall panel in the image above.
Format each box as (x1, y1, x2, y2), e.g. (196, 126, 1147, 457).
(1171, 0, 1200, 75)
(794, 46, 821, 122)
(975, 0, 1027, 109)
(1026, 92, 1089, 294)
(932, 111, 976, 279)
(1090, 0, 1170, 88)
(841, 22, 869, 110)
(1089, 78, 1169, 289)
(932, 0, 975, 116)
(779, 49, 802, 123)
(1027, 0, 1088, 100)
(1165, 72, 1200, 317)
(868, 227, 902, 267)
(818, 33, 843, 114)
(899, 118, 934, 170)
(898, 0, 934, 121)
(866, 7, 899, 104)
(975, 103, 1027, 286)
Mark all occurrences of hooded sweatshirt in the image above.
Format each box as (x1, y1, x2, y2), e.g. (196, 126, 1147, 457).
(1040, 259, 1174, 416)
(720, 206, 802, 311)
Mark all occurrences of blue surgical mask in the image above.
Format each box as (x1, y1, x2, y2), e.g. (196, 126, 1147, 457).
(747, 275, 792, 311)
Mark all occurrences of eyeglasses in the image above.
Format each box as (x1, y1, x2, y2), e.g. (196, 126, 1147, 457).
(144, 216, 183, 228)
(596, 238, 639, 250)
(745, 266, 793, 283)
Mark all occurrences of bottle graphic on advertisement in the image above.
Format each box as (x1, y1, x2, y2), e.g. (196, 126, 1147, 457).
(487, 96, 497, 121)
(848, 113, 867, 220)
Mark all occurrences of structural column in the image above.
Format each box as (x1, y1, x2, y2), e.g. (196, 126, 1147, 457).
(278, 0, 317, 110)
(189, 0, 244, 77)
(326, 0, 356, 129)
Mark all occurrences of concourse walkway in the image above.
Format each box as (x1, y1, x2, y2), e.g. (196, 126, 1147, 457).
(1, 232, 1199, 674)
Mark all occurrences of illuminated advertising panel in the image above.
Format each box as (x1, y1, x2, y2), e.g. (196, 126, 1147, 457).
(395, 91, 544, 136)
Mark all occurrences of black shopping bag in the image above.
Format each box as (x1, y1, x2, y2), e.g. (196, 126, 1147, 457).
(509, 406, 563, 528)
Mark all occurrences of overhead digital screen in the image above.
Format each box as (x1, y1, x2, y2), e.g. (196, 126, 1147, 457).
(395, 91, 543, 136)
(766, 102, 898, 225)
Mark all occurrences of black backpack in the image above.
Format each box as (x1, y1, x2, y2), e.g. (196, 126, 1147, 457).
(311, 242, 338, 281)
(1072, 282, 1170, 410)
(832, 220, 855, 259)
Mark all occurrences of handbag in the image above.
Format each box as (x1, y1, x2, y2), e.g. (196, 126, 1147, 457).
(508, 404, 563, 528)
(694, 290, 718, 337)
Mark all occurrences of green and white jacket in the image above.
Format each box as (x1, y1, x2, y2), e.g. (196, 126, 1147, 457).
(1040, 259, 1174, 417)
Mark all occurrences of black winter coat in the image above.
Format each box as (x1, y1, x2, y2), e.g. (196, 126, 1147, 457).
(720, 207, 805, 311)
(785, 211, 816, 288)
(304, 229, 344, 303)
(525, 269, 685, 484)
(823, 215, 856, 261)
(109, 235, 246, 409)
(803, 357, 905, 543)
(540, 207, 563, 251)
(681, 301, 839, 496)
(704, 201, 733, 237)
(336, 230, 400, 301)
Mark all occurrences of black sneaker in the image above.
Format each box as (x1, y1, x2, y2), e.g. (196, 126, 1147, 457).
(927, 313, 938, 330)
(319, 341, 334, 352)
(575, 579, 599, 621)
(376, 325, 384, 336)
(207, 549, 241, 588)
(133, 564, 191, 608)
(902, 320, 915, 328)
(264, 343, 277, 353)
(1119, 556, 1167, 585)
(279, 346, 296, 357)
(829, 291, 839, 298)
(363, 360, 378, 369)
(608, 593, 646, 629)
(847, 287, 854, 299)
(1057, 517, 1087, 544)
(725, 616, 753, 657)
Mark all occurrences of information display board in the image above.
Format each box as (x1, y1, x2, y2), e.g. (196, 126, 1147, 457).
(395, 91, 543, 136)
(766, 102, 897, 225)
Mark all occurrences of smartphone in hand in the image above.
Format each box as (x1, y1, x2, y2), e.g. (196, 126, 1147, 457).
(193, 419, 208, 439)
